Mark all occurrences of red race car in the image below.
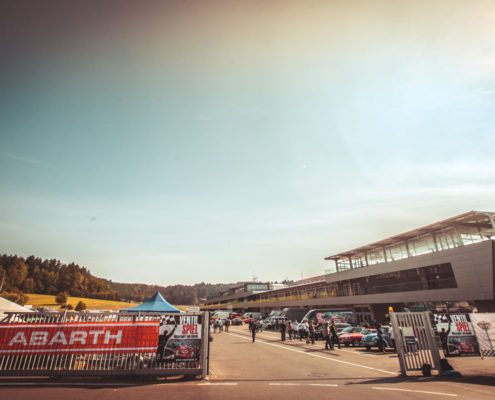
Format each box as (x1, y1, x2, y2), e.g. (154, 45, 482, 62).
(339, 329, 376, 347)
(175, 344, 197, 359)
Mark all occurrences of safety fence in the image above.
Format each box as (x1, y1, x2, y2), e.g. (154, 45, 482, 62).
(0, 311, 209, 378)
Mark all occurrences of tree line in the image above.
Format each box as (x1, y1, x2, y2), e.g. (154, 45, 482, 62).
(0, 254, 236, 305)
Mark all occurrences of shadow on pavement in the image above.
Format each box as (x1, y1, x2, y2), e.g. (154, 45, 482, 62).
(346, 374, 495, 388)
(0, 375, 199, 389)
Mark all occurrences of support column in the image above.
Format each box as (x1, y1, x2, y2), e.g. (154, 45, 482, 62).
(404, 240, 412, 257)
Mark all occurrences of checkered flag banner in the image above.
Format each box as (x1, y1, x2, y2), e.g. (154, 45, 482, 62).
(433, 314, 451, 325)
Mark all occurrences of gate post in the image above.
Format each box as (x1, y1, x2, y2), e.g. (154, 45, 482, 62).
(200, 311, 210, 379)
(390, 312, 407, 376)
(422, 311, 441, 372)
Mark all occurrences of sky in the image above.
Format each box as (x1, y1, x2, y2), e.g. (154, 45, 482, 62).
(1, 0, 494, 285)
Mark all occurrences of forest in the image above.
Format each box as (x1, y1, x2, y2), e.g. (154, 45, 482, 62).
(0, 254, 236, 305)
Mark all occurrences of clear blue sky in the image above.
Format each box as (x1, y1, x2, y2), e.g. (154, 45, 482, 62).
(1, 1, 494, 285)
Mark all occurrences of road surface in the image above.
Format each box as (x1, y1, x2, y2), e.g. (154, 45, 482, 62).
(0, 325, 493, 399)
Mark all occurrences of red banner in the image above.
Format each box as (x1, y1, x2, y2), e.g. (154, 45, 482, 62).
(0, 321, 159, 355)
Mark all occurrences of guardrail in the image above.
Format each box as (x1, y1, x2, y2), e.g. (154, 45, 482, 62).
(0, 311, 209, 378)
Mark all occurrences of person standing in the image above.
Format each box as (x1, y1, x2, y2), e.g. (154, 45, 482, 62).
(377, 323, 384, 352)
(224, 318, 230, 333)
(308, 319, 315, 345)
(330, 321, 340, 349)
(287, 320, 293, 340)
(323, 322, 331, 350)
(439, 325, 451, 357)
(280, 319, 287, 341)
(249, 320, 257, 343)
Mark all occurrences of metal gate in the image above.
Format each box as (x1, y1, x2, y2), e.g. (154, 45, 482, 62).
(0, 311, 209, 378)
(390, 311, 440, 376)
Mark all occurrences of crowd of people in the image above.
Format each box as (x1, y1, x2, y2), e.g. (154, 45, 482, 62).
(247, 318, 346, 349)
(211, 315, 389, 353)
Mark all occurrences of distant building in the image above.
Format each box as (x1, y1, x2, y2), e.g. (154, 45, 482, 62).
(203, 211, 495, 323)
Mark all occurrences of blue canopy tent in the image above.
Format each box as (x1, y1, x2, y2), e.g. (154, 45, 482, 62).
(122, 291, 181, 313)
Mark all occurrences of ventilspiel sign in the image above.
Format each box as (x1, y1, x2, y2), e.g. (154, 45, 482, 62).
(433, 313, 479, 356)
(0, 321, 158, 355)
(157, 315, 202, 362)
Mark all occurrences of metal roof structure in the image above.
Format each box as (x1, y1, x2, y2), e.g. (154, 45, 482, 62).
(325, 210, 495, 261)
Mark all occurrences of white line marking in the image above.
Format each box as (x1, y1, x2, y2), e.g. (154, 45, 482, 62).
(269, 383, 301, 386)
(309, 383, 338, 387)
(227, 332, 397, 376)
(198, 382, 238, 386)
(372, 387, 458, 397)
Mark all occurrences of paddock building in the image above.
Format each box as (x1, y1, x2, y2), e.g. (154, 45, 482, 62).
(202, 211, 495, 323)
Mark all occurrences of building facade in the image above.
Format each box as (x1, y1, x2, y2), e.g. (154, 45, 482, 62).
(202, 211, 495, 323)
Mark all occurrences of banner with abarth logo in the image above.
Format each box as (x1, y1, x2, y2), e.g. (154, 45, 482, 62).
(0, 321, 159, 355)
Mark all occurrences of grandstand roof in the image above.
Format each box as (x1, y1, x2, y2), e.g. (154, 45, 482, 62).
(325, 210, 495, 260)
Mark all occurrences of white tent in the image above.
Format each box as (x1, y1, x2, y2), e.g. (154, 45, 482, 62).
(0, 296, 34, 318)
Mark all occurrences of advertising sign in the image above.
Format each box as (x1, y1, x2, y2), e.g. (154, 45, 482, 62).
(157, 314, 202, 362)
(401, 326, 417, 347)
(470, 313, 495, 357)
(433, 314, 479, 356)
(0, 321, 159, 355)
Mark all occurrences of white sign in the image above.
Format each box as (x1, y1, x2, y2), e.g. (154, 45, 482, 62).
(470, 313, 495, 357)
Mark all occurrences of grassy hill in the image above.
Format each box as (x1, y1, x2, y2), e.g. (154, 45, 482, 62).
(26, 293, 137, 311)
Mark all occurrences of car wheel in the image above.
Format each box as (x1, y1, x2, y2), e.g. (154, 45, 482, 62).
(365, 346, 371, 351)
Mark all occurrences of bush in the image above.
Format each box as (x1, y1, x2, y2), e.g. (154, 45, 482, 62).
(1, 291, 27, 305)
(75, 301, 87, 311)
(55, 292, 68, 305)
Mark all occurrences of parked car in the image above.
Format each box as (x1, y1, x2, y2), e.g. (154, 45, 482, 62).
(362, 327, 392, 351)
(313, 322, 353, 340)
(337, 326, 363, 337)
(339, 328, 376, 347)
(231, 317, 243, 326)
(242, 312, 262, 324)
(334, 322, 351, 332)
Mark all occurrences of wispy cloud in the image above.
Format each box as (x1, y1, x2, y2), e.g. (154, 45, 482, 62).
(0, 151, 62, 175)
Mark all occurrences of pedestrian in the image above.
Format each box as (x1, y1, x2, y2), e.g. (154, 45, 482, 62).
(217, 318, 223, 333)
(330, 321, 340, 349)
(213, 319, 218, 334)
(308, 319, 315, 345)
(224, 318, 230, 333)
(439, 326, 451, 357)
(280, 319, 287, 341)
(377, 323, 385, 352)
(293, 321, 301, 341)
(249, 320, 257, 343)
(287, 320, 293, 340)
(323, 322, 331, 350)
(303, 320, 310, 343)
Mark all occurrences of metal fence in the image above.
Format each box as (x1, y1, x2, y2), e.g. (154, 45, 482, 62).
(0, 311, 209, 378)
(390, 311, 440, 376)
